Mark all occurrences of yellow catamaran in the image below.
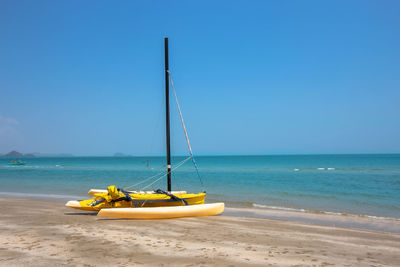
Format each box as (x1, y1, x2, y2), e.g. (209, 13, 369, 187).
(66, 38, 223, 218)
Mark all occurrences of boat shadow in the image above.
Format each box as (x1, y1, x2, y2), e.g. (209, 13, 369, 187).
(64, 212, 98, 216)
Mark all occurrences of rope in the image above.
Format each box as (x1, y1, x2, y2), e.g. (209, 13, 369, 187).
(168, 71, 205, 191)
(123, 168, 165, 190)
(169, 72, 193, 156)
(140, 156, 192, 190)
(123, 156, 192, 191)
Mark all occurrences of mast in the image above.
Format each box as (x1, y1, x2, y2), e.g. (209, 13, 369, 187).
(164, 37, 172, 192)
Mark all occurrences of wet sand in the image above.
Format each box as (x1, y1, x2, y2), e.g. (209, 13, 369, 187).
(1, 198, 399, 266)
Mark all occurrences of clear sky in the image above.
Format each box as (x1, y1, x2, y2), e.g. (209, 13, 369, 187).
(1, 0, 399, 156)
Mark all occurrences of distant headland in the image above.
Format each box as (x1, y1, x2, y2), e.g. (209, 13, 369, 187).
(1, 151, 35, 158)
(0, 151, 74, 158)
(0, 151, 137, 158)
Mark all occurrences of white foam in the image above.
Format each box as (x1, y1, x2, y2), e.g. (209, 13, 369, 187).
(324, 211, 344, 216)
(252, 203, 305, 212)
(250, 203, 400, 222)
(252, 203, 269, 208)
(316, 167, 335, 171)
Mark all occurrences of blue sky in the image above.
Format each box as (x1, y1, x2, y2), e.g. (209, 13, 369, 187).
(0, 0, 399, 155)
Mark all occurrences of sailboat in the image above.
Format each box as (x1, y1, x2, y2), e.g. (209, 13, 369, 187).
(66, 38, 224, 218)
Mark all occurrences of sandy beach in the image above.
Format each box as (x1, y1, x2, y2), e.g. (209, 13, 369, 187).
(0, 198, 399, 266)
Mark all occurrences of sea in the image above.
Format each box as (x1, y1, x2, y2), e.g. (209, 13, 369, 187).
(1, 154, 400, 220)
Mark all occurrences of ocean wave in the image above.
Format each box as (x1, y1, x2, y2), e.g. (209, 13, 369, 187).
(251, 202, 400, 221)
(2, 165, 63, 169)
(0, 192, 84, 201)
(252, 203, 306, 212)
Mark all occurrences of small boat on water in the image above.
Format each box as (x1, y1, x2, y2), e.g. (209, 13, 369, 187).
(8, 160, 26, 166)
(66, 38, 224, 219)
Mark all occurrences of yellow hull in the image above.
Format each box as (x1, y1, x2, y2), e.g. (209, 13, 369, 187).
(66, 192, 206, 211)
(97, 202, 224, 219)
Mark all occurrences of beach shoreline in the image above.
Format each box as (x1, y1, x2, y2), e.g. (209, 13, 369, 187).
(1, 198, 399, 266)
(2, 191, 400, 233)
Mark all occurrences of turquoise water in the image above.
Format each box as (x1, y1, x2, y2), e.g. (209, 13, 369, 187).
(0, 154, 399, 219)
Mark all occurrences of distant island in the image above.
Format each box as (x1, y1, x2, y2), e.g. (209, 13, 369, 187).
(1, 150, 35, 158)
(1, 151, 74, 158)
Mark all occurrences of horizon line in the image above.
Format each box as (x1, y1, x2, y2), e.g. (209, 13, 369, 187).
(2, 152, 400, 158)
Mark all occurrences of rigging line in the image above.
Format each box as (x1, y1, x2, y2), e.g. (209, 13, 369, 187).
(168, 71, 205, 190)
(190, 157, 204, 191)
(168, 71, 193, 156)
(123, 169, 166, 190)
(139, 174, 165, 190)
(124, 155, 192, 191)
(140, 156, 192, 190)
(124, 163, 167, 189)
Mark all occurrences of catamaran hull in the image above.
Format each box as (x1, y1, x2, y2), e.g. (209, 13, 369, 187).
(97, 202, 224, 219)
(65, 191, 206, 211)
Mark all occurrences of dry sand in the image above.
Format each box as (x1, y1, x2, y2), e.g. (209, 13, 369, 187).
(0, 198, 399, 266)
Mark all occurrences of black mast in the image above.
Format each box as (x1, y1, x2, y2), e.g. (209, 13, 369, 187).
(164, 37, 172, 192)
